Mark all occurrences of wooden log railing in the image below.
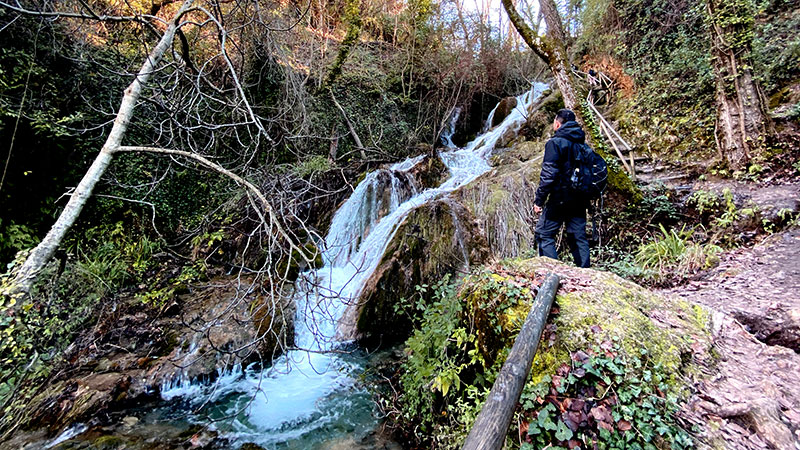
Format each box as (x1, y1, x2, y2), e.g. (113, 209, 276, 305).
(462, 273, 561, 450)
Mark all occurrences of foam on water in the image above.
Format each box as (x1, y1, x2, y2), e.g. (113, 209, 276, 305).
(160, 82, 548, 447)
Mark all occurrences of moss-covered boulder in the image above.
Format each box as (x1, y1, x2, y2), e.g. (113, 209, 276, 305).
(455, 140, 545, 258)
(490, 258, 708, 383)
(395, 257, 711, 448)
(342, 198, 490, 346)
(408, 152, 449, 189)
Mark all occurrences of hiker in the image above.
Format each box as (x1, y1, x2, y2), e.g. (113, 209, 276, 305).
(533, 109, 591, 268)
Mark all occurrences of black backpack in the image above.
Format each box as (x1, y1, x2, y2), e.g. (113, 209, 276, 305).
(568, 143, 608, 200)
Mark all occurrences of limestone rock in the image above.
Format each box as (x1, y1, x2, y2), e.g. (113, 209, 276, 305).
(341, 198, 490, 346)
(456, 140, 545, 258)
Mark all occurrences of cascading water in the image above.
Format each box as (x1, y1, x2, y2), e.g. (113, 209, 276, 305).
(158, 82, 548, 448)
(439, 107, 461, 148)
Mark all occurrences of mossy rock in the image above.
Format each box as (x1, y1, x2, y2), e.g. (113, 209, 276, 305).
(250, 289, 296, 360)
(275, 242, 324, 280)
(407, 152, 448, 189)
(456, 140, 544, 259)
(469, 258, 710, 387)
(491, 97, 519, 128)
(343, 198, 490, 347)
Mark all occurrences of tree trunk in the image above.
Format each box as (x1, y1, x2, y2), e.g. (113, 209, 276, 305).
(537, 0, 578, 112)
(706, 0, 771, 170)
(500, 0, 578, 113)
(8, 0, 195, 296)
(322, 0, 362, 88)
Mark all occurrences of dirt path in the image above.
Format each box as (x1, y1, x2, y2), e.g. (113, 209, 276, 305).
(663, 229, 800, 449)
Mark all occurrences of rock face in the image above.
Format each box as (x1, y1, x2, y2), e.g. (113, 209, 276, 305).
(342, 198, 490, 346)
(20, 277, 294, 434)
(457, 140, 544, 258)
(491, 96, 518, 128)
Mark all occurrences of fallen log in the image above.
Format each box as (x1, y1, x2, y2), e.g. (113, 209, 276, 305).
(462, 272, 561, 450)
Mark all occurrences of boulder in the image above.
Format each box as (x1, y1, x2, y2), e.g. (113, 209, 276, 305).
(340, 198, 490, 346)
(407, 152, 448, 190)
(479, 258, 709, 380)
(395, 257, 712, 447)
(491, 97, 518, 128)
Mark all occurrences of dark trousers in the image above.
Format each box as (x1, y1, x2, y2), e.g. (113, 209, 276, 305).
(535, 204, 590, 268)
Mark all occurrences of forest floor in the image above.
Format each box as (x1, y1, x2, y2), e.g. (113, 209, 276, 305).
(665, 227, 800, 449)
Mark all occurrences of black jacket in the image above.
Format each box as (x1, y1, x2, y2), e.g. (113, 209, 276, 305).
(533, 121, 588, 208)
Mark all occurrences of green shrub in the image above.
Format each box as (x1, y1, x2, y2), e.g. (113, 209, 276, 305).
(635, 225, 721, 282)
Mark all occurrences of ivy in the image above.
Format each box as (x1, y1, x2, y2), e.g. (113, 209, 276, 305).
(515, 343, 694, 449)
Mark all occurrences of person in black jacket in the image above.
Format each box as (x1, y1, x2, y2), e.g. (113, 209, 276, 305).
(533, 109, 591, 268)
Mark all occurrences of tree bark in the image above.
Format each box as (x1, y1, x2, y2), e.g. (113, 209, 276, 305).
(500, 0, 579, 113)
(706, 0, 771, 170)
(537, 0, 578, 112)
(8, 0, 195, 296)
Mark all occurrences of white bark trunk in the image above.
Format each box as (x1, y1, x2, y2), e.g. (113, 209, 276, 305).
(9, 0, 194, 295)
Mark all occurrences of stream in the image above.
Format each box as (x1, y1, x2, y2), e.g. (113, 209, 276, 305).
(47, 83, 547, 449)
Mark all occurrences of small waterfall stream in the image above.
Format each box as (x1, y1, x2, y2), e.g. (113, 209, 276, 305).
(159, 83, 548, 448)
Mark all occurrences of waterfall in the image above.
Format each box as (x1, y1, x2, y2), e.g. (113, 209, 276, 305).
(439, 107, 461, 148)
(160, 82, 548, 448)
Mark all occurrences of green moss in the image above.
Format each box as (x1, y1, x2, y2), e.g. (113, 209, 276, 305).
(456, 143, 544, 258)
(355, 199, 489, 345)
(92, 435, 129, 449)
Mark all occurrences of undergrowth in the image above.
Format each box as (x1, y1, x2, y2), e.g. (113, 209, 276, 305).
(0, 221, 165, 426)
(515, 342, 693, 450)
(389, 268, 694, 449)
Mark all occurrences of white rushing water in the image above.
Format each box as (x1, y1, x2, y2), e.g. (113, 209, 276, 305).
(160, 82, 548, 448)
(439, 107, 461, 148)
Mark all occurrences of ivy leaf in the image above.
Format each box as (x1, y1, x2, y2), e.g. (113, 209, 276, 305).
(554, 419, 574, 441)
(538, 408, 557, 431)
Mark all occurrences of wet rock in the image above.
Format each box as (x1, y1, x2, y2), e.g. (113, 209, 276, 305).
(491, 96, 518, 128)
(148, 278, 295, 384)
(240, 443, 267, 450)
(406, 152, 448, 190)
(518, 89, 562, 141)
(19, 277, 295, 435)
(339, 199, 490, 346)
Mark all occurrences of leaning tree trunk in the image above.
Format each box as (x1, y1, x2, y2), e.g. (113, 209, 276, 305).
(537, 0, 578, 112)
(8, 0, 195, 296)
(500, 0, 579, 113)
(706, 0, 771, 170)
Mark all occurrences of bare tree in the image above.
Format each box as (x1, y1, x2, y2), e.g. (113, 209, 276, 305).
(0, 0, 319, 297)
(500, 0, 579, 112)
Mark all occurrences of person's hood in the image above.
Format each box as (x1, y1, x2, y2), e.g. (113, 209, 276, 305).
(554, 120, 586, 143)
